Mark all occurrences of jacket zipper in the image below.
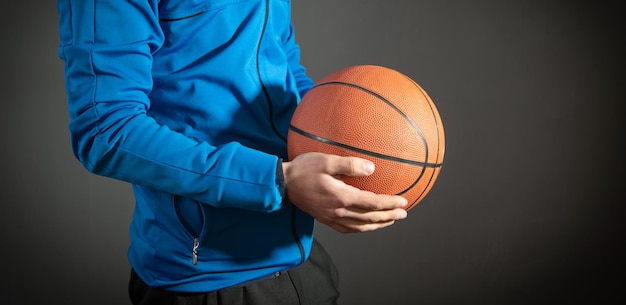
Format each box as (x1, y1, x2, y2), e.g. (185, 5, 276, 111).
(192, 237, 200, 265)
(256, 0, 305, 264)
(256, 0, 286, 142)
(291, 207, 305, 263)
(174, 198, 203, 265)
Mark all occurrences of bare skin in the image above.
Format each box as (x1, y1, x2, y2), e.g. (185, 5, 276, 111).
(283, 152, 408, 233)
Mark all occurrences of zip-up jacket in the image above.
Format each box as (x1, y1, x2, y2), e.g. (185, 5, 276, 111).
(57, 0, 315, 292)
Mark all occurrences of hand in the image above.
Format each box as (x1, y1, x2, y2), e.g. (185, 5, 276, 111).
(283, 152, 408, 233)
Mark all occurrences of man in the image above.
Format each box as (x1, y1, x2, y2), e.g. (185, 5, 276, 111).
(57, 1, 407, 304)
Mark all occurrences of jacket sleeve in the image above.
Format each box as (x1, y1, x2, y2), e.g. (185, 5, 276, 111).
(56, 0, 284, 212)
(282, 22, 315, 98)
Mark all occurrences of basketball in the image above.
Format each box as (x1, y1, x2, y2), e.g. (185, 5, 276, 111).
(287, 65, 445, 211)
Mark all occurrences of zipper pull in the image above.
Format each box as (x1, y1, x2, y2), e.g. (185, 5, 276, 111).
(192, 237, 199, 265)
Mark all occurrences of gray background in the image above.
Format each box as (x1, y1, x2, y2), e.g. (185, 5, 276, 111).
(1, 1, 623, 304)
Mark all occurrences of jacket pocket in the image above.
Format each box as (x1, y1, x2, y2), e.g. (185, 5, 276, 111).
(173, 195, 204, 265)
(158, 0, 253, 21)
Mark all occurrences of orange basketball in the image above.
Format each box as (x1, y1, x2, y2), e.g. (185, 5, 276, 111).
(287, 65, 445, 211)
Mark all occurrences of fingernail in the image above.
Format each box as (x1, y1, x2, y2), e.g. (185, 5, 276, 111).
(364, 161, 375, 174)
(398, 210, 408, 219)
(400, 197, 408, 207)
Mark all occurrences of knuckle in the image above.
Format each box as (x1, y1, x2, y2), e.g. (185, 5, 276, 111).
(369, 201, 383, 211)
(332, 195, 350, 208)
(370, 214, 385, 223)
(332, 208, 348, 219)
(348, 157, 358, 175)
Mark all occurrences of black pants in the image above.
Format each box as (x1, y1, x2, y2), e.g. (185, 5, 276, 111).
(129, 239, 340, 305)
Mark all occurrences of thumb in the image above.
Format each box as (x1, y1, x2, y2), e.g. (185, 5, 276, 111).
(333, 156, 375, 177)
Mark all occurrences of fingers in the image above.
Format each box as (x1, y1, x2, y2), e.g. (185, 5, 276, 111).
(284, 152, 411, 234)
(290, 152, 375, 178)
(321, 208, 407, 234)
(327, 220, 398, 234)
(316, 197, 408, 234)
(335, 206, 408, 222)
(340, 187, 408, 211)
(326, 155, 407, 209)
(327, 155, 375, 177)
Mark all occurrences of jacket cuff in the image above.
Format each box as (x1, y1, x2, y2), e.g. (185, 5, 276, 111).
(276, 158, 287, 203)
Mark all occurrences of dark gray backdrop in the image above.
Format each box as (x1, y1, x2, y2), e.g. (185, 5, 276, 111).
(1, 1, 623, 304)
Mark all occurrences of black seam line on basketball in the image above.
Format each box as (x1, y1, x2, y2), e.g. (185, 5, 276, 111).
(400, 76, 443, 207)
(289, 125, 443, 168)
(386, 76, 444, 207)
(313, 80, 431, 165)
(403, 75, 444, 166)
(407, 77, 444, 208)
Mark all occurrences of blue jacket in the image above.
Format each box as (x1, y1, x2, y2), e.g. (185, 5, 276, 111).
(57, 0, 315, 292)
